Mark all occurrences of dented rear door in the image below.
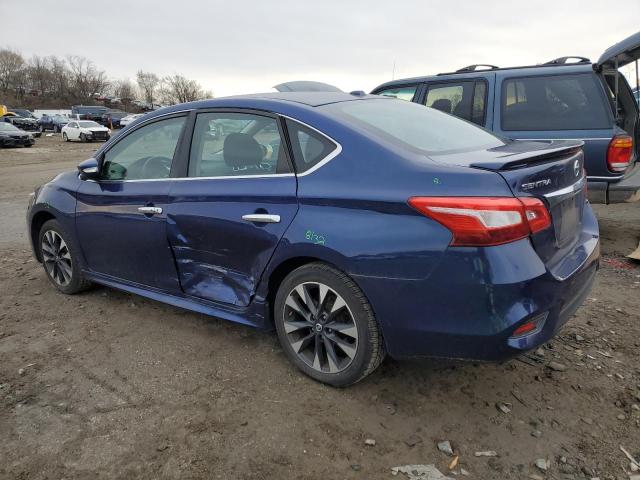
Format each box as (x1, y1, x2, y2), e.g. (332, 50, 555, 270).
(166, 110, 298, 307)
(166, 176, 297, 306)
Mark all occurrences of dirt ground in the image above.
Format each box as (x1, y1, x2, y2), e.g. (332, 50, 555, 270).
(1, 135, 639, 480)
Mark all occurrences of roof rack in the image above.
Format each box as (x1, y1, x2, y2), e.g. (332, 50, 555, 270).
(455, 64, 499, 72)
(544, 56, 590, 65)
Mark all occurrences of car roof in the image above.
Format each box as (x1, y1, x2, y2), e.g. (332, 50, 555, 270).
(373, 62, 595, 91)
(149, 92, 387, 118)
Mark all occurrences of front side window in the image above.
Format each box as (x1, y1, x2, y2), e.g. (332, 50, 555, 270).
(321, 98, 504, 155)
(424, 80, 487, 126)
(501, 74, 611, 131)
(100, 116, 186, 180)
(188, 112, 289, 177)
(285, 119, 338, 173)
(376, 85, 418, 101)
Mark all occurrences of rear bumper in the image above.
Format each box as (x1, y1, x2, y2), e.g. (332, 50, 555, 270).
(355, 205, 600, 361)
(587, 162, 640, 203)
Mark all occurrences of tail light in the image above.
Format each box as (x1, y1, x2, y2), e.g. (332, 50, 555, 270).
(408, 196, 552, 246)
(607, 135, 633, 172)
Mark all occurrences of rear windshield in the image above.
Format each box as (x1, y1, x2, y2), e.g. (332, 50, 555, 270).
(320, 98, 504, 154)
(501, 73, 611, 131)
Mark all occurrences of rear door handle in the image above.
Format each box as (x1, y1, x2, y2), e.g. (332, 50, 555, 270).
(242, 214, 281, 223)
(138, 206, 163, 215)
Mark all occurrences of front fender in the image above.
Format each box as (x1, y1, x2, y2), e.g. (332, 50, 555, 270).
(27, 171, 81, 261)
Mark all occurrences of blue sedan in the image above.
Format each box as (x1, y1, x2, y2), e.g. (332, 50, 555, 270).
(26, 92, 599, 386)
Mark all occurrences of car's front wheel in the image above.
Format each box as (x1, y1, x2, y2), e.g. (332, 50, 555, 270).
(38, 219, 91, 294)
(274, 263, 385, 387)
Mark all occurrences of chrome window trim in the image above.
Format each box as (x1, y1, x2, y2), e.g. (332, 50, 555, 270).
(93, 173, 296, 183)
(280, 114, 343, 177)
(544, 175, 587, 198)
(87, 110, 343, 182)
(587, 174, 624, 181)
(514, 137, 612, 141)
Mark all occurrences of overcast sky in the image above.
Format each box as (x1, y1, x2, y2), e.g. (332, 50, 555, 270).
(2, 0, 639, 97)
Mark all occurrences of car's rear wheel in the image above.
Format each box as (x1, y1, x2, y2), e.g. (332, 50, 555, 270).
(274, 263, 385, 387)
(62, 132, 69, 142)
(38, 219, 91, 294)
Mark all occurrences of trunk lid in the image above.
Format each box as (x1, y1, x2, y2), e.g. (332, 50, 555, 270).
(431, 140, 587, 265)
(597, 30, 640, 69)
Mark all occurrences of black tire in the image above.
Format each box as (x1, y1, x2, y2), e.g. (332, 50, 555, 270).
(38, 219, 91, 294)
(80, 133, 87, 143)
(63, 132, 69, 142)
(24, 144, 33, 148)
(274, 262, 385, 387)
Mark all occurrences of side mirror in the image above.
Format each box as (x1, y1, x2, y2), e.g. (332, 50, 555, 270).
(78, 157, 99, 180)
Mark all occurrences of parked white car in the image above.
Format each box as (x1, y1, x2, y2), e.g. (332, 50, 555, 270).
(61, 121, 111, 143)
(119, 113, 144, 127)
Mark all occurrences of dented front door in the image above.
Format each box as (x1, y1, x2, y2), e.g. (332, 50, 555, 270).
(166, 176, 298, 307)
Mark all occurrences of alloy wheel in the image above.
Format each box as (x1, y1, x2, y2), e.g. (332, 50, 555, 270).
(282, 282, 358, 374)
(41, 230, 72, 286)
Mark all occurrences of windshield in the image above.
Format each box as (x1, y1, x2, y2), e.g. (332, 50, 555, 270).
(0, 123, 20, 132)
(320, 99, 505, 154)
(79, 121, 100, 128)
(53, 116, 68, 122)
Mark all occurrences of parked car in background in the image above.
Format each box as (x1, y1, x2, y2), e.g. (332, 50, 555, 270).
(0, 122, 35, 147)
(2, 112, 42, 137)
(38, 114, 70, 133)
(71, 105, 109, 122)
(119, 113, 144, 127)
(27, 92, 599, 386)
(61, 120, 110, 142)
(101, 110, 129, 128)
(9, 108, 37, 120)
(372, 31, 640, 205)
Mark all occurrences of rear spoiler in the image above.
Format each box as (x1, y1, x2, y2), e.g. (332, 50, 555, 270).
(470, 141, 584, 171)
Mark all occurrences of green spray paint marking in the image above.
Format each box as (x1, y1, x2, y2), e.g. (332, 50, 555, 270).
(305, 230, 326, 245)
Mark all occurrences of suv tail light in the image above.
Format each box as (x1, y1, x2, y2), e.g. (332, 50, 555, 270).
(607, 135, 633, 172)
(408, 197, 551, 247)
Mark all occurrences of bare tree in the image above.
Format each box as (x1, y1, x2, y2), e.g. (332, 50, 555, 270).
(159, 74, 212, 105)
(66, 55, 108, 101)
(0, 48, 25, 94)
(136, 70, 159, 105)
(27, 55, 55, 95)
(112, 79, 137, 110)
(48, 56, 69, 101)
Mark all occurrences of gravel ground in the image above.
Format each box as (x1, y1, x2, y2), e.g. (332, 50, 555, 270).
(1, 135, 639, 480)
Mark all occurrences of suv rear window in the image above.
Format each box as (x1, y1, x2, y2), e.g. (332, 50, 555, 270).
(501, 73, 610, 131)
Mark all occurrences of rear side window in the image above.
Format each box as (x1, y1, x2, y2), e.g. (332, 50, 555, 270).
(188, 112, 289, 177)
(375, 85, 418, 101)
(285, 119, 338, 173)
(424, 81, 487, 126)
(501, 74, 611, 131)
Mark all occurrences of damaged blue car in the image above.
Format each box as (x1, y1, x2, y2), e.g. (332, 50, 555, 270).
(27, 92, 599, 386)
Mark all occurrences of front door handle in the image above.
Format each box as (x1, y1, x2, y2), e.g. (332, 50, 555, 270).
(242, 213, 280, 223)
(138, 206, 163, 215)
